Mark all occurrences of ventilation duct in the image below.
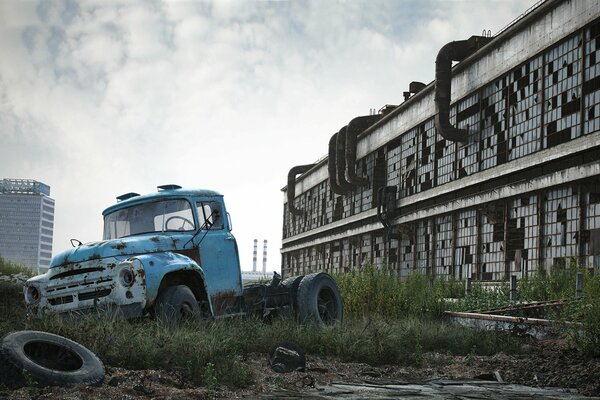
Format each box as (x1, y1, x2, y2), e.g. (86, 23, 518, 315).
(345, 114, 382, 187)
(328, 132, 345, 195)
(403, 82, 426, 101)
(287, 164, 315, 216)
(435, 35, 492, 143)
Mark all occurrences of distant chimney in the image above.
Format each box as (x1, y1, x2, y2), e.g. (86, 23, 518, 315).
(252, 239, 258, 272)
(262, 239, 268, 273)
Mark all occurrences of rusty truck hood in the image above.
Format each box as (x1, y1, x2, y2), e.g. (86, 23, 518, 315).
(50, 233, 192, 268)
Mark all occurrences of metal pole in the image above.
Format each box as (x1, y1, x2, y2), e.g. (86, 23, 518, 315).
(576, 272, 584, 299)
(252, 239, 258, 272)
(510, 274, 518, 301)
(465, 276, 472, 295)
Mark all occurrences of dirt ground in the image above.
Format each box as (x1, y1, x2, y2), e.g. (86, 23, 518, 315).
(2, 336, 600, 400)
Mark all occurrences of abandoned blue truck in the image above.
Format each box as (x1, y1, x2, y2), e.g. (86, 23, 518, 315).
(23, 185, 343, 325)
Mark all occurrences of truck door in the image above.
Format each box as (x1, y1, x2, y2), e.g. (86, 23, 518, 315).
(195, 200, 243, 316)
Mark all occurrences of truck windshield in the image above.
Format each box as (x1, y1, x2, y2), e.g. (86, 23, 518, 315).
(103, 199, 196, 240)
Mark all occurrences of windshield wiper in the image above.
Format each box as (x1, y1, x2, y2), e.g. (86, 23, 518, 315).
(183, 209, 220, 248)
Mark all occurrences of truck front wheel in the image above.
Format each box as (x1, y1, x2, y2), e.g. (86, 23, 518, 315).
(296, 273, 343, 326)
(155, 285, 201, 325)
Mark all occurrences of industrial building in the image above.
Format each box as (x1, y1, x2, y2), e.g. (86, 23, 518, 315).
(281, 0, 600, 282)
(0, 179, 55, 272)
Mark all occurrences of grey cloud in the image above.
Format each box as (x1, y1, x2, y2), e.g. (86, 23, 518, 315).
(61, 0, 80, 25)
(21, 27, 39, 53)
(46, 26, 66, 58)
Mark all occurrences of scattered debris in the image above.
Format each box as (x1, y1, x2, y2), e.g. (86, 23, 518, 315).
(269, 341, 306, 373)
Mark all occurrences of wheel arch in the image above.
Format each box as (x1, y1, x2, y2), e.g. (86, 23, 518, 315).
(156, 270, 210, 317)
(133, 252, 212, 317)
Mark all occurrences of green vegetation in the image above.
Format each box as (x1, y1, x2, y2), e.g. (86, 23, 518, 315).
(0, 312, 521, 388)
(2, 257, 600, 389)
(334, 263, 462, 317)
(0, 254, 36, 280)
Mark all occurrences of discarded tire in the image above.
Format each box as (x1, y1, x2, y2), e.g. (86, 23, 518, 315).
(269, 341, 306, 373)
(155, 284, 201, 325)
(0, 330, 104, 387)
(296, 272, 343, 326)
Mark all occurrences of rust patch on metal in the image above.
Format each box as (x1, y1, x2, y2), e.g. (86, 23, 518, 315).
(149, 261, 154, 266)
(112, 242, 127, 250)
(150, 236, 161, 242)
(87, 253, 102, 261)
(212, 290, 237, 315)
(137, 268, 146, 286)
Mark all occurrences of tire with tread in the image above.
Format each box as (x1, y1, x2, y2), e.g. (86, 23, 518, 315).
(155, 284, 201, 325)
(296, 272, 343, 326)
(0, 330, 104, 387)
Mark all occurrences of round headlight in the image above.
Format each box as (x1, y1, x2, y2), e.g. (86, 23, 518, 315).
(119, 268, 135, 288)
(25, 285, 40, 304)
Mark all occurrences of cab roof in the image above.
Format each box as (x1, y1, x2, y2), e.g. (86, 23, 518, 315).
(102, 186, 222, 216)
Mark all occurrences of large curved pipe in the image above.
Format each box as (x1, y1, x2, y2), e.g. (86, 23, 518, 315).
(287, 164, 315, 217)
(345, 114, 382, 186)
(435, 36, 491, 143)
(336, 126, 355, 194)
(328, 132, 344, 195)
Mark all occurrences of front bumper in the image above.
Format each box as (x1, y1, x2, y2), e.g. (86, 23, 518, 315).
(25, 257, 147, 317)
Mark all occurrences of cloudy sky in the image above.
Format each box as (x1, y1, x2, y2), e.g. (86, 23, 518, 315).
(0, 0, 538, 272)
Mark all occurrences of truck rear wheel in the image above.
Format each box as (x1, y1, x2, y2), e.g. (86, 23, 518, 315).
(296, 273, 343, 326)
(155, 285, 201, 325)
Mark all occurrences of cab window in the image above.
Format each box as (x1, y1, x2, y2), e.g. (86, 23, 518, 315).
(196, 201, 223, 230)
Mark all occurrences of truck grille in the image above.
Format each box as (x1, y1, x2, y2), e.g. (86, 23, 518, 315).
(44, 263, 115, 308)
(78, 288, 112, 301)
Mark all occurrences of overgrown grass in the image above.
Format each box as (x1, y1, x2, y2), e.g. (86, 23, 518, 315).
(0, 254, 36, 279)
(335, 260, 600, 358)
(0, 312, 522, 387)
(334, 263, 463, 317)
(0, 255, 36, 319)
(5, 256, 600, 388)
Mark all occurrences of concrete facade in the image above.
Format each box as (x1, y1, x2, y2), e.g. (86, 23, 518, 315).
(0, 179, 54, 272)
(281, 0, 600, 281)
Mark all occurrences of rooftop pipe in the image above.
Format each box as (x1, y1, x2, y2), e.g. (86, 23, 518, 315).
(434, 36, 492, 143)
(328, 132, 345, 195)
(287, 164, 315, 216)
(345, 114, 382, 187)
(335, 126, 355, 194)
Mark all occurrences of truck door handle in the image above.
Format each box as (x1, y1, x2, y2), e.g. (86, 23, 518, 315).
(225, 236, 234, 241)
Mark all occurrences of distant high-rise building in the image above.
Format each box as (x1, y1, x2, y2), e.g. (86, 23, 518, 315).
(0, 179, 55, 272)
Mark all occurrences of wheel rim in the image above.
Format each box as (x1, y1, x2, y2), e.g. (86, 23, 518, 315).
(317, 288, 337, 324)
(24, 341, 83, 371)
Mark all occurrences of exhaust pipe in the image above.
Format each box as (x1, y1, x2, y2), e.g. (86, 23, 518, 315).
(435, 36, 492, 143)
(345, 115, 382, 187)
(287, 164, 315, 216)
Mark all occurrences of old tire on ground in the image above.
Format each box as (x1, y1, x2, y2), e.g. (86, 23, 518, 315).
(155, 285, 201, 325)
(281, 275, 303, 313)
(296, 272, 343, 326)
(0, 330, 104, 387)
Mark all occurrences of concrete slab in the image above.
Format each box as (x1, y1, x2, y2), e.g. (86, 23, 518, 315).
(262, 379, 596, 399)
